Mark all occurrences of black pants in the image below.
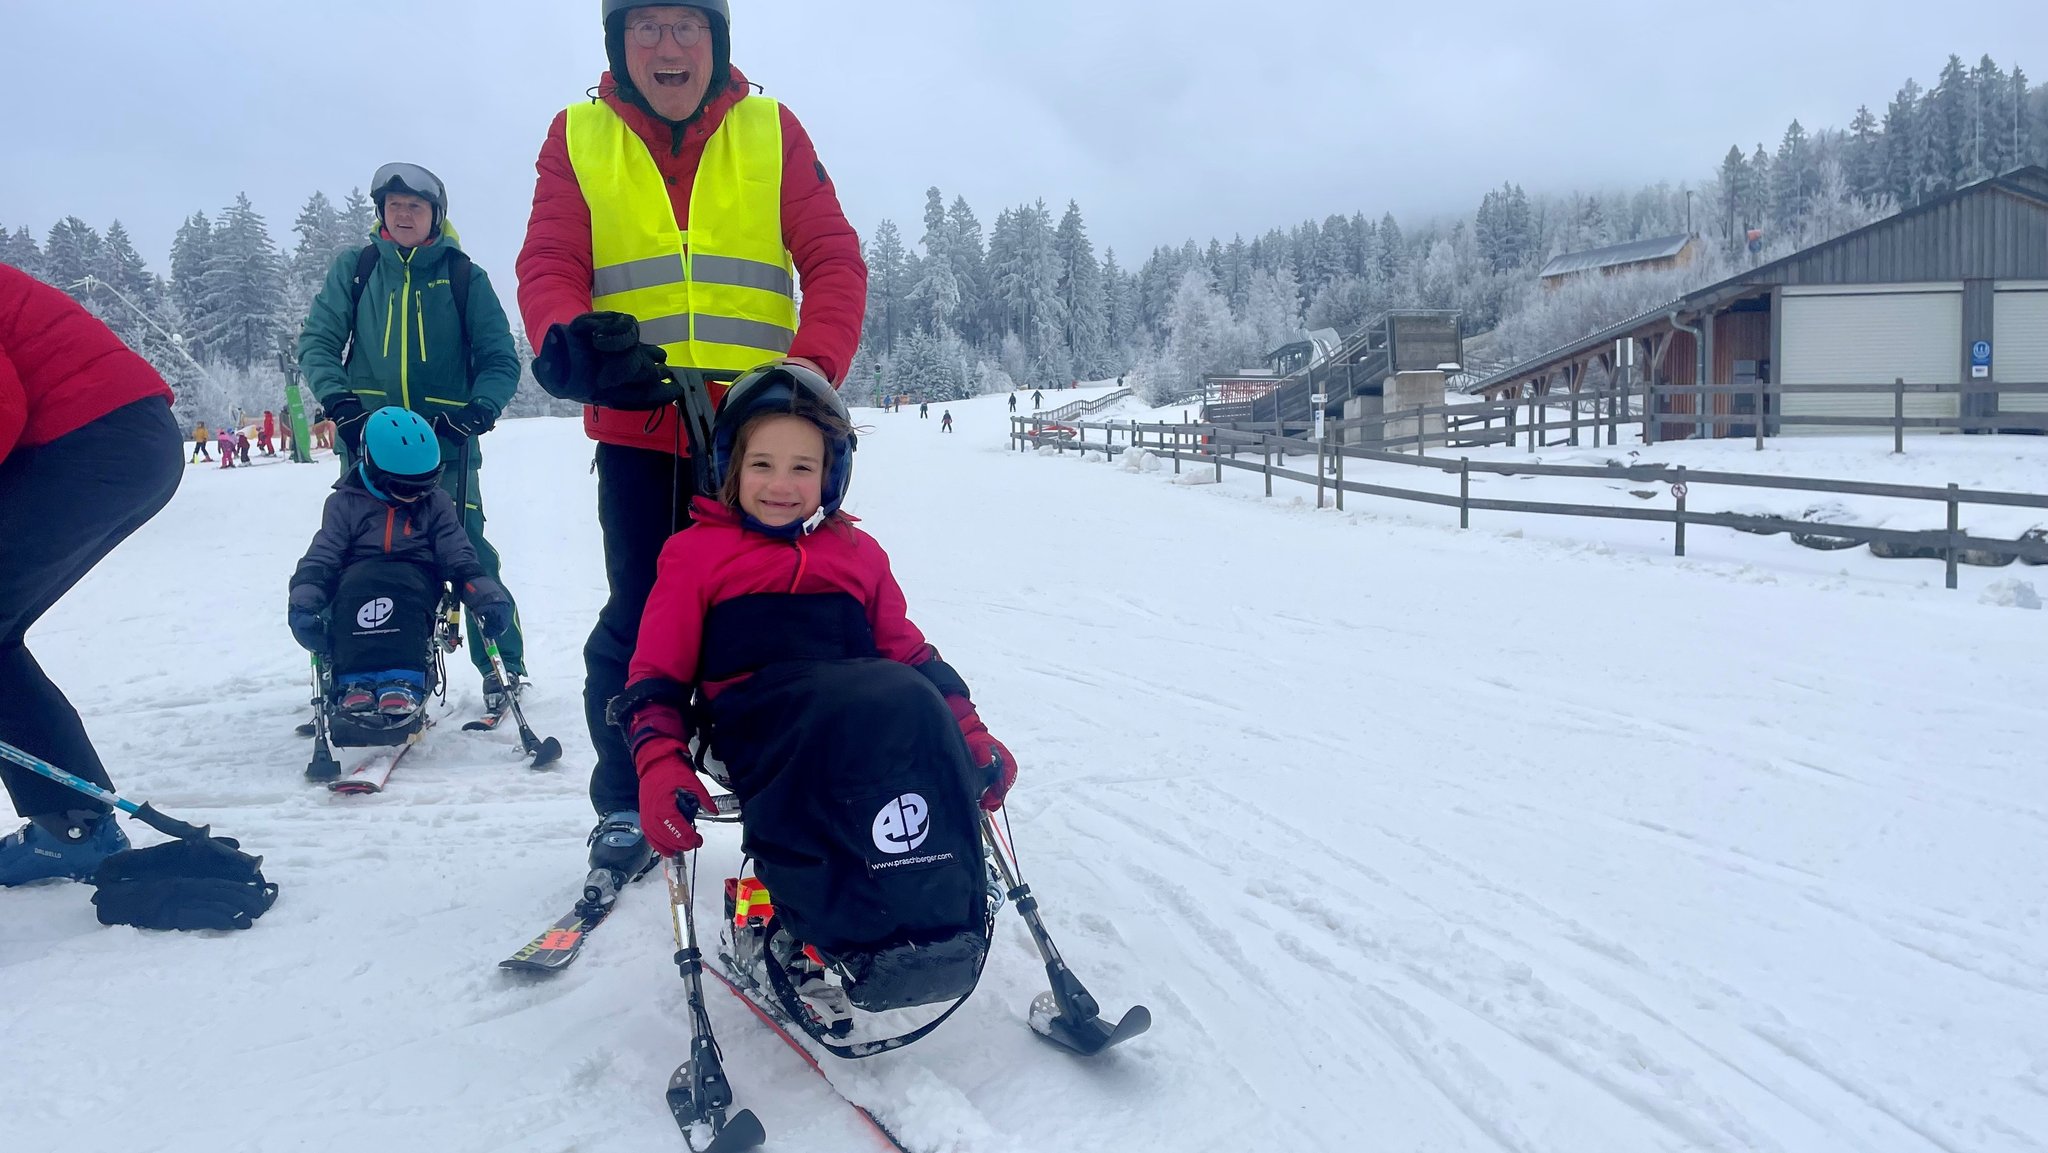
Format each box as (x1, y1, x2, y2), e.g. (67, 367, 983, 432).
(585, 442, 696, 815)
(0, 397, 181, 820)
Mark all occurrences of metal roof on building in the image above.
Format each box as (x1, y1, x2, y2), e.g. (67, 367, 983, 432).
(1538, 234, 1693, 280)
(1474, 167, 2048, 394)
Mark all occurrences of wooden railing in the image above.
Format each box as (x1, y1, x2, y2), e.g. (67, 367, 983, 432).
(1009, 416, 2048, 590)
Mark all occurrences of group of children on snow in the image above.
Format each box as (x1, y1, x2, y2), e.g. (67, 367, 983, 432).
(189, 414, 279, 468)
(284, 368, 1015, 841)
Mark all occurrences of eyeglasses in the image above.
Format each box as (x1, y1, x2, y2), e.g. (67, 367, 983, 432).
(627, 18, 710, 49)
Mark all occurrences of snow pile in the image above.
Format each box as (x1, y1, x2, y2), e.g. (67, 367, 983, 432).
(1978, 578, 2042, 609)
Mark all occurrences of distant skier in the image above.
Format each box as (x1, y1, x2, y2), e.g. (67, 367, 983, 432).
(216, 426, 236, 468)
(1032, 389, 1043, 409)
(0, 264, 182, 886)
(235, 430, 251, 465)
(259, 410, 276, 456)
(940, 409, 953, 432)
(919, 400, 929, 419)
(610, 364, 1015, 1032)
(1008, 393, 1017, 412)
(191, 422, 212, 463)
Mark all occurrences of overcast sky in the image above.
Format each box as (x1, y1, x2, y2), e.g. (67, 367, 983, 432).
(2, 0, 2042, 290)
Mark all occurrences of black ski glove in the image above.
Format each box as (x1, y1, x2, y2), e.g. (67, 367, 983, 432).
(326, 394, 370, 456)
(91, 836, 279, 931)
(434, 400, 499, 439)
(288, 585, 329, 653)
(533, 312, 685, 410)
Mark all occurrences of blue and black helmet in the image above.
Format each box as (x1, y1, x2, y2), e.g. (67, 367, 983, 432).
(712, 362, 855, 529)
(358, 407, 443, 501)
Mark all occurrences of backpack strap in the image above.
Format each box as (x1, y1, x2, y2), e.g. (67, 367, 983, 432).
(340, 245, 380, 369)
(339, 244, 477, 386)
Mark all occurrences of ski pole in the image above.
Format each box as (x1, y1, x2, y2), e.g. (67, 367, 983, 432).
(482, 637, 562, 767)
(0, 739, 219, 843)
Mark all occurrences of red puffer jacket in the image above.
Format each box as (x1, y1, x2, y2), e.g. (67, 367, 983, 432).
(627, 498, 932, 695)
(0, 264, 174, 466)
(516, 69, 868, 455)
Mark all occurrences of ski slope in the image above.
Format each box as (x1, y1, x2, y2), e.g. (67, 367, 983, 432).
(4, 389, 2045, 1153)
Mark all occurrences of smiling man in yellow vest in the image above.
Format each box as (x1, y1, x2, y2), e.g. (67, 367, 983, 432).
(518, 0, 867, 873)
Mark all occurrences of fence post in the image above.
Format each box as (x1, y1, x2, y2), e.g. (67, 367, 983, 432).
(1334, 443, 1344, 511)
(1263, 437, 1272, 497)
(1315, 439, 1326, 509)
(1646, 380, 1658, 445)
(1459, 457, 1470, 529)
(1172, 426, 1181, 474)
(1946, 482, 1960, 590)
(1894, 377, 1905, 455)
(1754, 381, 1766, 451)
(1674, 465, 1687, 558)
(1213, 429, 1222, 484)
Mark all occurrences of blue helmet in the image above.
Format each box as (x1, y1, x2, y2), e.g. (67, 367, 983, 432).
(358, 407, 443, 501)
(712, 363, 855, 533)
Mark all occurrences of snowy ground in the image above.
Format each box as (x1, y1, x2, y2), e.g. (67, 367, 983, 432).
(4, 388, 2046, 1152)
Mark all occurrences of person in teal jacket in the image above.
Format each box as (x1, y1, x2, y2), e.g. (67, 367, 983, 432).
(296, 162, 528, 709)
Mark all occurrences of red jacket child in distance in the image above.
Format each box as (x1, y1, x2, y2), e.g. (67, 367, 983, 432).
(612, 365, 1016, 860)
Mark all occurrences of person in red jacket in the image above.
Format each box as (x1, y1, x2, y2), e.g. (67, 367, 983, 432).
(518, 0, 867, 873)
(0, 264, 183, 886)
(607, 364, 1012, 1031)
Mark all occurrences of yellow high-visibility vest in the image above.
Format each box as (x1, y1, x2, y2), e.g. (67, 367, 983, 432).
(565, 96, 797, 372)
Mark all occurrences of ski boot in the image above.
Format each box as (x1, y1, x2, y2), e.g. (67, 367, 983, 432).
(0, 810, 129, 886)
(482, 671, 527, 715)
(586, 810, 655, 882)
(772, 928, 854, 1037)
(338, 681, 377, 714)
(377, 682, 423, 717)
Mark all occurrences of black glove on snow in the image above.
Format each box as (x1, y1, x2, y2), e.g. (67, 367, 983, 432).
(91, 837, 279, 931)
(435, 400, 499, 439)
(326, 394, 370, 456)
(532, 312, 685, 410)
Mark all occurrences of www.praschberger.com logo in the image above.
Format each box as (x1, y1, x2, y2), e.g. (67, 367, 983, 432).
(356, 597, 395, 630)
(871, 793, 931, 855)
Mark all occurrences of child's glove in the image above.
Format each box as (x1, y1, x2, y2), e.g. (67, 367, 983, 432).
(947, 696, 1016, 812)
(287, 586, 328, 653)
(472, 599, 514, 640)
(635, 736, 720, 856)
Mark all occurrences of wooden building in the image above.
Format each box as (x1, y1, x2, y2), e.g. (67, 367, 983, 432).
(1474, 167, 2048, 440)
(1539, 234, 1698, 289)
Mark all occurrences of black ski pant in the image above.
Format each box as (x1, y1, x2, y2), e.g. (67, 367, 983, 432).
(0, 397, 181, 821)
(584, 442, 696, 816)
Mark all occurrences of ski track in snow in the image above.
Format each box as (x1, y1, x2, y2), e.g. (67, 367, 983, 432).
(4, 388, 2046, 1152)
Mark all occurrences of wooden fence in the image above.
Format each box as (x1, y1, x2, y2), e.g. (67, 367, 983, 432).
(1009, 416, 2048, 590)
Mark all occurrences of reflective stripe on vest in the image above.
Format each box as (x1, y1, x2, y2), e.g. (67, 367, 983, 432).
(565, 96, 797, 372)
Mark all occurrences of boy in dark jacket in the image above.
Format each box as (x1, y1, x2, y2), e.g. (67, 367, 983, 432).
(286, 407, 512, 716)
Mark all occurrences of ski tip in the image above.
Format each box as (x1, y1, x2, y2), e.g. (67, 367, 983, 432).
(460, 719, 494, 732)
(328, 779, 382, 795)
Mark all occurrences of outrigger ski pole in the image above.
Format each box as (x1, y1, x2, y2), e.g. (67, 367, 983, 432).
(981, 811, 1151, 1056)
(482, 637, 561, 768)
(304, 654, 341, 782)
(664, 854, 766, 1152)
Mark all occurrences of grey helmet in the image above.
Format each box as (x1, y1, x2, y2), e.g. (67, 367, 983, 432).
(369, 162, 447, 231)
(600, 1, 731, 120)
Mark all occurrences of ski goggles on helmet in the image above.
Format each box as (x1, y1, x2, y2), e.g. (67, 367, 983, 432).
(378, 466, 443, 501)
(370, 162, 447, 214)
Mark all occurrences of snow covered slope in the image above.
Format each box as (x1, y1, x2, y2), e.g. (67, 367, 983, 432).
(4, 392, 2044, 1152)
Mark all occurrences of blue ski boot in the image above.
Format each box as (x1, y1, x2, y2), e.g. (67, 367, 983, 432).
(587, 810, 654, 881)
(0, 811, 129, 886)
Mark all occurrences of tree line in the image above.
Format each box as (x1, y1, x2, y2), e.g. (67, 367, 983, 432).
(6, 51, 2042, 416)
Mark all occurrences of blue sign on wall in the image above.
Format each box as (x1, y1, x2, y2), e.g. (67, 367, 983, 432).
(1972, 340, 1992, 365)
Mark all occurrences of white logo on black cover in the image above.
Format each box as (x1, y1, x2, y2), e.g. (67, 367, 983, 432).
(356, 597, 395, 630)
(871, 793, 931, 855)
